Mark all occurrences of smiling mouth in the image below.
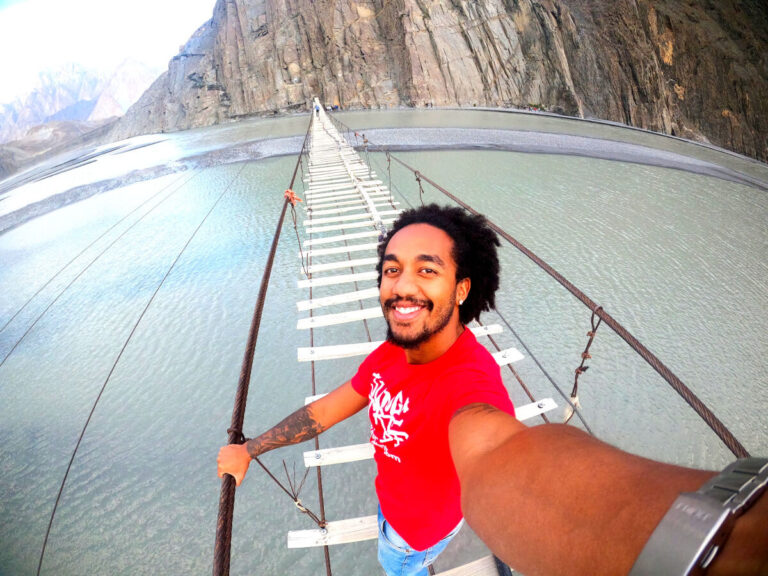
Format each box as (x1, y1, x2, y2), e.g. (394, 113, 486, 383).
(385, 298, 432, 322)
(395, 305, 421, 314)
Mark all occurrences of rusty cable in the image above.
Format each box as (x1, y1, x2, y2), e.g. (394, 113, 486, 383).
(36, 164, 243, 576)
(0, 170, 200, 371)
(0, 171, 194, 338)
(388, 153, 749, 458)
(213, 115, 313, 576)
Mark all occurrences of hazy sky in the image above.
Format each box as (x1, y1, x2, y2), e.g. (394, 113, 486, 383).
(0, 0, 216, 104)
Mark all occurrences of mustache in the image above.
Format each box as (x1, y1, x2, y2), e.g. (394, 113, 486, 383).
(383, 296, 433, 311)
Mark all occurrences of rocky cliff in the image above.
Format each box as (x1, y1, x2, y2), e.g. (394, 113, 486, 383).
(111, 0, 768, 161)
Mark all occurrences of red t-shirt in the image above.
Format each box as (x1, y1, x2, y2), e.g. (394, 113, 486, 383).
(351, 328, 515, 550)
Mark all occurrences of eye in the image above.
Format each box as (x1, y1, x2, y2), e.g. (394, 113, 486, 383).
(383, 266, 399, 275)
(420, 267, 437, 275)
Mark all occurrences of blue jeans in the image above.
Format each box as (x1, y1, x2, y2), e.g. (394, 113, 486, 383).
(377, 506, 463, 576)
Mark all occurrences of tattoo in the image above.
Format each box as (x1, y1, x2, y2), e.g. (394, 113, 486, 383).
(246, 406, 326, 459)
(452, 402, 499, 420)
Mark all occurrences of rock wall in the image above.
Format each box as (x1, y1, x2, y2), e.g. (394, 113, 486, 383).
(110, 0, 768, 161)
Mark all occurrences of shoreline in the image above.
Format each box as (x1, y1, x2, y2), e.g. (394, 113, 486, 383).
(2, 122, 767, 235)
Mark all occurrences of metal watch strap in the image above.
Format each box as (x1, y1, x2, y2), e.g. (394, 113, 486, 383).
(628, 457, 768, 576)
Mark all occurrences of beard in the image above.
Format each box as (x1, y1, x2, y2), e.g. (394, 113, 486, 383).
(383, 291, 456, 350)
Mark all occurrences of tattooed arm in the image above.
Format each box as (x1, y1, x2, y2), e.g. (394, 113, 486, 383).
(217, 380, 368, 486)
(449, 404, 768, 576)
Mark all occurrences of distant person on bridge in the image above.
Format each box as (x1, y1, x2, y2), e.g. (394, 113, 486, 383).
(219, 204, 767, 576)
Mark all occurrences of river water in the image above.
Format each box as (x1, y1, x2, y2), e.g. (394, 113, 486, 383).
(0, 109, 766, 575)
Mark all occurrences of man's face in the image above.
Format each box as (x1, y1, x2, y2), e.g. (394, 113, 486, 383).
(379, 223, 466, 350)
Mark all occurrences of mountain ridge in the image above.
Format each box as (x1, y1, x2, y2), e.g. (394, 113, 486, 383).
(109, 0, 767, 162)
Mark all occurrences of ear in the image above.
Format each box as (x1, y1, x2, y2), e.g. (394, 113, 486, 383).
(457, 277, 471, 305)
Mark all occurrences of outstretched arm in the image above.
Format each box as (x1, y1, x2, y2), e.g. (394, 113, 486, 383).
(218, 380, 367, 485)
(449, 404, 768, 576)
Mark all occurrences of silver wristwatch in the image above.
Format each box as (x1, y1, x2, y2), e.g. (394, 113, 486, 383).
(629, 457, 768, 576)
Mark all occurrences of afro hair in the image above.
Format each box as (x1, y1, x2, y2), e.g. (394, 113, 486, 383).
(376, 203, 501, 325)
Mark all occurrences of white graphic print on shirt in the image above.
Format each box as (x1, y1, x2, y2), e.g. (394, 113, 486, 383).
(368, 372, 410, 463)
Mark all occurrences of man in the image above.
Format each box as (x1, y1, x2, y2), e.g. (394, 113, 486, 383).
(219, 204, 767, 575)
(219, 203, 511, 575)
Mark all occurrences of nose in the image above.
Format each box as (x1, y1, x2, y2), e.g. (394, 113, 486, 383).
(391, 268, 419, 298)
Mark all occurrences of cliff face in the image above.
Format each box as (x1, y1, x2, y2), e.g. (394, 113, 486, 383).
(111, 0, 768, 161)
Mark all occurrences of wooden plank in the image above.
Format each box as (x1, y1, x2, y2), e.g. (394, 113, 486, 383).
(297, 306, 382, 329)
(305, 190, 360, 203)
(305, 191, 390, 206)
(306, 220, 376, 234)
(306, 188, 389, 201)
(302, 242, 379, 259)
(297, 287, 380, 311)
(436, 556, 499, 576)
(287, 515, 378, 548)
(468, 324, 503, 337)
(306, 198, 365, 211)
(306, 192, 390, 208)
(305, 185, 358, 196)
(303, 209, 400, 227)
(303, 443, 374, 467)
(305, 256, 379, 274)
(304, 170, 371, 184)
(515, 397, 557, 421)
(492, 347, 525, 366)
(305, 217, 394, 234)
(304, 393, 326, 405)
(298, 340, 379, 362)
(297, 325, 503, 361)
(307, 203, 397, 217)
(303, 230, 381, 246)
(306, 186, 389, 199)
(297, 270, 378, 288)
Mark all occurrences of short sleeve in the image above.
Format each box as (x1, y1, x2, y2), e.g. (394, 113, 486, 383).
(442, 367, 515, 419)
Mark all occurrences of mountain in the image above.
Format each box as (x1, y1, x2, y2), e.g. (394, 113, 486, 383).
(110, 0, 768, 162)
(0, 60, 161, 145)
(0, 60, 163, 181)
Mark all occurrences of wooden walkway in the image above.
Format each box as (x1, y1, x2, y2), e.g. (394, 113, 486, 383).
(289, 100, 551, 575)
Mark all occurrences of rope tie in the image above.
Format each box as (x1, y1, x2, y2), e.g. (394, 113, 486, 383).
(226, 428, 247, 445)
(414, 171, 425, 206)
(214, 114, 314, 576)
(564, 307, 603, 424)
(253, 456, 327, 528)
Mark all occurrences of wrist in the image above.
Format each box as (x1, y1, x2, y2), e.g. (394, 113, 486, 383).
(244, 438, 260, 459)
(629, 457, 768, 576)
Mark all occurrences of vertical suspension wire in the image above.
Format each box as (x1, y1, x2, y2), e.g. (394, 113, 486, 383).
(37, 164, 244, 576)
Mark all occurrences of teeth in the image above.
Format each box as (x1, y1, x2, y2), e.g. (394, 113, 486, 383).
(396, 306, 420, 314)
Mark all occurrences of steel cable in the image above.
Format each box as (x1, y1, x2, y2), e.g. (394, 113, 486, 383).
(0, 170, 200, 373)
(37, 164, 243, 576)
(0, 171, 192, 336)
(389, 153, 749, 458)
(213, 116, 314, 576)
